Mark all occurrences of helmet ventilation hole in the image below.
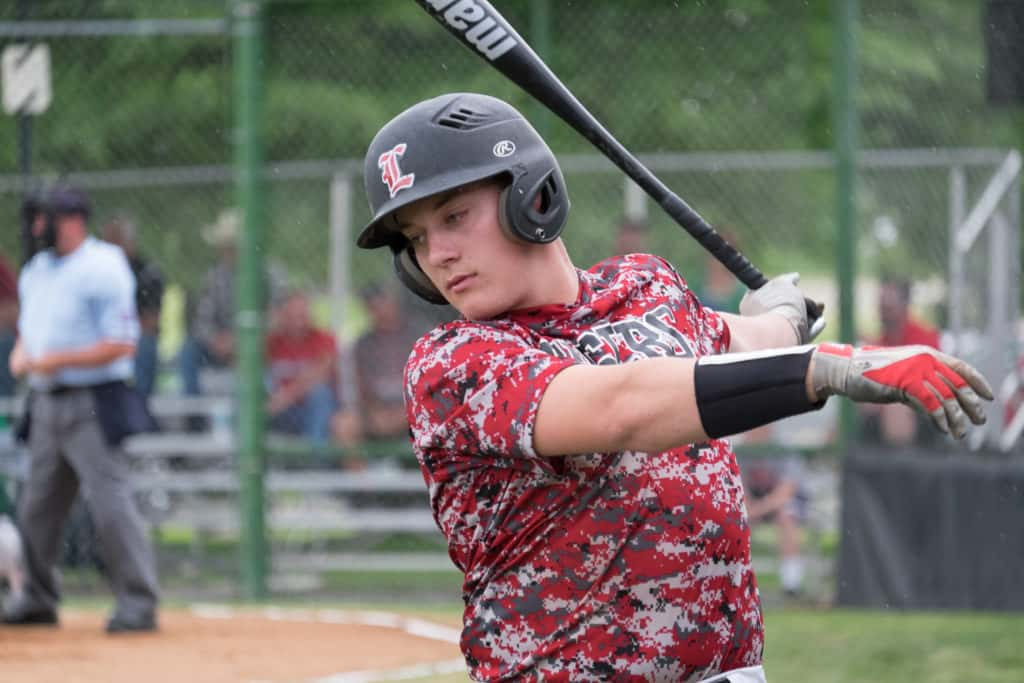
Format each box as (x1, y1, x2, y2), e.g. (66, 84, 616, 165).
(436, 106, 492, 130)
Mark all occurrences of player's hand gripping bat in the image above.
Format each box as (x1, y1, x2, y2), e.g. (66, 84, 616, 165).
(413, 0, 826, 339)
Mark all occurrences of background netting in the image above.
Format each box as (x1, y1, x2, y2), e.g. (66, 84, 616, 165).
(0, 0, 1020, 600)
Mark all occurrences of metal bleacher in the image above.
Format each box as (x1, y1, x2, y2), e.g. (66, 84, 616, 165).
(0, 389, 446, 583)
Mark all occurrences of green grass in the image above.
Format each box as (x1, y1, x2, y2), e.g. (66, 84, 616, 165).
(762, 609, 1024, 683)
(395, 607, 1024, 683)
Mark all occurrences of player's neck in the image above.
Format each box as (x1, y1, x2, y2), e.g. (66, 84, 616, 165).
(539, 241, 579, 306)
(512, 242, 579, 310)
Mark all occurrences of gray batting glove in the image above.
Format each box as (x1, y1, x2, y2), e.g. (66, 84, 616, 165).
(740, 272, 811, 344)
(810, 343, 994, 439)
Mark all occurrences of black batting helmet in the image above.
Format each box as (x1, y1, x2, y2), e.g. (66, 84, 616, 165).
(357, 92, 570, 304)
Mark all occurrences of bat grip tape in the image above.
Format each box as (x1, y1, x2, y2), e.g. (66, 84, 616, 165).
(694, 347, 823, 439)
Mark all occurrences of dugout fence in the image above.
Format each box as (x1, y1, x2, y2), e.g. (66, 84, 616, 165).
(1, 145, 1019, 602)
(0, 145, 1016, 447)
(0, 1, 1021, 604)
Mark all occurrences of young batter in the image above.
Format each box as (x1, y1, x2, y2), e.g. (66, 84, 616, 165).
(356, 92, 991, 682)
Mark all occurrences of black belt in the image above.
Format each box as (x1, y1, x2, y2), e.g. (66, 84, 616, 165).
(44, 380, 124, 395)
(44, 384, 88, 395)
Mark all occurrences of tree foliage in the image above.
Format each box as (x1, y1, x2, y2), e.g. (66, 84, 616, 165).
(0, 0, 1019, 286)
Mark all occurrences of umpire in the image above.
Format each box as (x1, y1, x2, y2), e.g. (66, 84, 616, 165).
(3, 185, 160, 633)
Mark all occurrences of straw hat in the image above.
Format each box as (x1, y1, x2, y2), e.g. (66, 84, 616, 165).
(202, 208, 240, 246)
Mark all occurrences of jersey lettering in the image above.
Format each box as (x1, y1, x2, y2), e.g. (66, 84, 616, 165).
(569, 305, 695, 365)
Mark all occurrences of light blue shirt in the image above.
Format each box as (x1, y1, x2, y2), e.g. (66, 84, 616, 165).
(18, 236, 139, 389)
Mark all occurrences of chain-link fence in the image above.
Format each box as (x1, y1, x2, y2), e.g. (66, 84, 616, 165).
(0, 1, 1020, 602)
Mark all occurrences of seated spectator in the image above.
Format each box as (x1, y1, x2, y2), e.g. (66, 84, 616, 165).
(178, 208, 286, 412)
(178, 209, 243, 400)
(861, 274, 942, 446)
(0, 254, 17, 398)
(102, 214, 165, 397)
(333, 283, 422, 455)
(737, 425, 809, 598)
(266, 289, 338, 447)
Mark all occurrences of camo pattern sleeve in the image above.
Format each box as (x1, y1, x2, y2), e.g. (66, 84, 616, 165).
(405, 322, 576, 470)
(405, 253, 761, 682)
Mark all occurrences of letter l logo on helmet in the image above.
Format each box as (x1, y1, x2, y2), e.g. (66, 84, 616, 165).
(378, 143, 416, 198)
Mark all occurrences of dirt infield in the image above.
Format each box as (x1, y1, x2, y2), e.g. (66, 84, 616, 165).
(0, 606, 466, 683)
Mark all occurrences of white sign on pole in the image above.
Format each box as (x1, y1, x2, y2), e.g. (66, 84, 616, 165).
(2, 43, 52, 115)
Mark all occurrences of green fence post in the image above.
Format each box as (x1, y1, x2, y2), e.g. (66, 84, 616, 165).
(232, 0, 268, 601)
(834, 0, 859, 452)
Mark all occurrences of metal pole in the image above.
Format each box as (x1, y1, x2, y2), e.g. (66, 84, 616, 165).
(834, 0, 859, 451)
(989, 207, 1010, 442)
(329, 173, 358, 411)
(232, 0, 267, 601)
(16, 0, 31, 194)
(948, 166, 965, 351)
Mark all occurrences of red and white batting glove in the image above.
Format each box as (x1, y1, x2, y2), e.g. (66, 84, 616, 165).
(810, 343, 994, 439)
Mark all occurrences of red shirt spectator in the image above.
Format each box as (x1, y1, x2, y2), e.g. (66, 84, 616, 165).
(267, 327, 337, 398)
(876, 277, 940, 349)
(265, 291, 338, 445)
(865, 276, 942, 446)
(877, 317, 941, 349)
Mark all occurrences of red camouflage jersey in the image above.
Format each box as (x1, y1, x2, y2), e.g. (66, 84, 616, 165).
(404, 254, 762, 682)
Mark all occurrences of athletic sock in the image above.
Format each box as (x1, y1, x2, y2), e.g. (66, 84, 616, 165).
(780, 556, 805, 593)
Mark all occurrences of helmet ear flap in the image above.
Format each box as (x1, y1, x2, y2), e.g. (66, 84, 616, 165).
(498, 169, 568, 244)
(497, 185, 518, 243)
(393, 247, 448, 305)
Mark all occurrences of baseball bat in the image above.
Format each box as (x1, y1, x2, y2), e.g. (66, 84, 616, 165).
(413, 0, 825, 330)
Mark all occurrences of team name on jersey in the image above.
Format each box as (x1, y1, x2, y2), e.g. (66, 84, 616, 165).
(539, 305, 695, 365)
(424, 0, 518, 61)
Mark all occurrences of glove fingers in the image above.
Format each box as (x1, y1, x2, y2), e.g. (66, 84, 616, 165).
(927, 379, 971, 439)
(927, 380, 968, 437)
(937, 371, 987, 426)
(935, 351, 995, 400)
(904, 385, 950, 436)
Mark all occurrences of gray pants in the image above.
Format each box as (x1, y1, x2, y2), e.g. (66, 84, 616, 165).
(17, 387, 159, 619)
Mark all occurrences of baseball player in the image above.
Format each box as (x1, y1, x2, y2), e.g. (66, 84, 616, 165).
(356, 93, 992, 682)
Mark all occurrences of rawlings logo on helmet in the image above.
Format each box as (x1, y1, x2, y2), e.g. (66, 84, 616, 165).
(378, 143, 415, 199)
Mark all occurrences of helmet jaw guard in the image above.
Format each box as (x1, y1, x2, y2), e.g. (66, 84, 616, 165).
(393, 248, 448, 305)
(359, 93, 570, 304)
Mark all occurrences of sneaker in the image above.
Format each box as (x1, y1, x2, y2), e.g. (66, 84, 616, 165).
(2, 603, 58, 627)
(105, 612, 157, 634)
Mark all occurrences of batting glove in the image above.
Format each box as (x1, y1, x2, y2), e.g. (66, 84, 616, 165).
(740, 272, 815, 344)
(810, 343, 994, 439)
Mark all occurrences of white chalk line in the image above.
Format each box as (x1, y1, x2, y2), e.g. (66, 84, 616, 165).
(188, 604, 466, 683)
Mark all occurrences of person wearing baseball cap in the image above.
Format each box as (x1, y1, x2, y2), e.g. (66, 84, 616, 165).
(352, 93, 993, 681)
(4, 183, 160, 634)
(47, 184, 92, 218)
